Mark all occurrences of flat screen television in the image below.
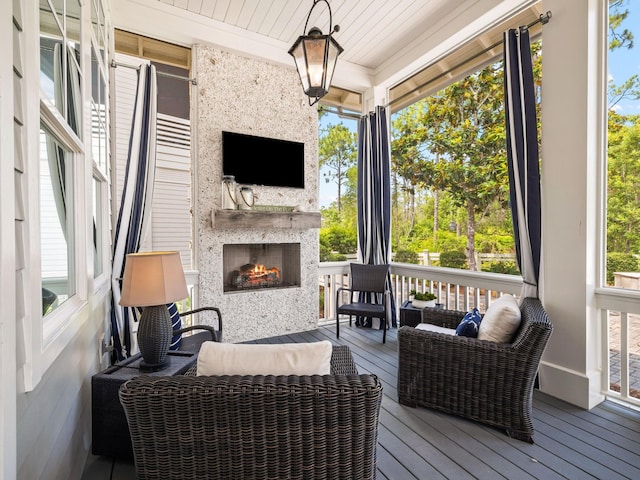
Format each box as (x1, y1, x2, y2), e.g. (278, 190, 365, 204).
(222, 131, 305, 188)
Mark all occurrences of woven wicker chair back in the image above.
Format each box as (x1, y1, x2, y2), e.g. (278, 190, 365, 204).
(350, 263, 389, 293)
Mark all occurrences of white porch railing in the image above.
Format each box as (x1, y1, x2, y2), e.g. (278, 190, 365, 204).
(596, 288, 640, 408)
(318, 261, 523, 323)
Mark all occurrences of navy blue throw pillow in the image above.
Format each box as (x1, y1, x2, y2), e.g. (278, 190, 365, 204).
(456, 308, 482, 337)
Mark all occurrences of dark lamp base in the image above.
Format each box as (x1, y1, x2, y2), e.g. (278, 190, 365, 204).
(139, 359, 169, 372)
(137, 304, 172, 371)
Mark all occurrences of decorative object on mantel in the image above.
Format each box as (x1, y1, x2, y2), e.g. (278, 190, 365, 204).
(221, 175, 237, 210)
(252, 205, 296, 212)
(238, 186, 255, 210)
(289, 0, 343, 106)
(119, 251, 189, 371)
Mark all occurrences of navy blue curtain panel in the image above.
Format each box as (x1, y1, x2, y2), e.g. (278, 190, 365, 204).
(110, 64, 158, 360)
(357, 106, 397, 327)
(504, 28, 542, 299)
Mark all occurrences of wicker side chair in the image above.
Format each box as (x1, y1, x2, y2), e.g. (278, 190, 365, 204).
(336, 263, 391, 343)
(120, 345, 383, 480)
(397, 297, 552, 443)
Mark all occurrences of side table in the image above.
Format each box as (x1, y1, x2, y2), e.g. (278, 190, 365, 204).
(399, 300, 423, 327)
(91, 350, 197, 459)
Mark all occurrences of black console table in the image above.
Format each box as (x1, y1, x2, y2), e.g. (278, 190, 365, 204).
(91, 350, 197, 459)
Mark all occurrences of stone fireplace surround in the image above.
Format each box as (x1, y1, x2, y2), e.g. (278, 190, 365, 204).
(194, 45, 320, 344)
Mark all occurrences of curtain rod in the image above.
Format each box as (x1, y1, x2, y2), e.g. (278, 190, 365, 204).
(110, 60, 197, 85)
(321, 106, 362, 120)
(389, 10, 552, 109)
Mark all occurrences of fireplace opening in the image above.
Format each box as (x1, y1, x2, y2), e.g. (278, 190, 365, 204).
(223, 243, 301, 292)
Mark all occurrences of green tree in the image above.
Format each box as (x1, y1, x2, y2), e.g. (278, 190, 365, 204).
(607, 114, 640, 252)
(319, 123, 357, 213)
(408, 63, 509, 270)
(608, 0, 640, 110)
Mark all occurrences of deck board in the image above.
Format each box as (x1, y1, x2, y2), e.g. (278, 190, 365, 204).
(85, 323, 640, 480)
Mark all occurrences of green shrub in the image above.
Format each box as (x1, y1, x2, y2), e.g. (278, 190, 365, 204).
(440, 250, 468, 269)
(482, 261, 520, 275)
(320, 225, 357, 254)
(606, 252, 640, 285)
(319, 242, 347, 262)
(394, 249, 419, 264)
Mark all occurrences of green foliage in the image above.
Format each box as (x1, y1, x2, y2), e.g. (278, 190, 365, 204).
(413, 291, 436, 301)
(607, 116, 640, 253)
(482, 261, 520, 275)
(319, 242, 347, 262)
(475, 232, 515, 254)
(320, 225, 357, 254)
(609, 0, 634, 51)
(606, 252, 640, 285)
(439, 251, 468, 269)
(394, 249, 419, 264)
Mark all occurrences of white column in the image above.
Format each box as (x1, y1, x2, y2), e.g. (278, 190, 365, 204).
(538, 0, 607, 408)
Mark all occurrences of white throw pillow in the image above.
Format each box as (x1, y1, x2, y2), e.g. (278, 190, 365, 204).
(415, 323, 456, 335)
(196, 340, 333, 376)
(477, 294, 522, 343)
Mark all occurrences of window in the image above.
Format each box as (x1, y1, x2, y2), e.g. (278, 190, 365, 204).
(93, 175, 104, 278)
(39, 0, 84, 317)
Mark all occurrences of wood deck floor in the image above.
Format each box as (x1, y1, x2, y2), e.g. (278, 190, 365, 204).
(83, 324, 640, 480)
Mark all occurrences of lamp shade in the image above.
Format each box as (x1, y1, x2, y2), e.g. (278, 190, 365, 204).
(120, 251, 188, 307)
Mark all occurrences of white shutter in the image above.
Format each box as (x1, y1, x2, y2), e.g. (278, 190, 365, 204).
(154, 113, 192, 268)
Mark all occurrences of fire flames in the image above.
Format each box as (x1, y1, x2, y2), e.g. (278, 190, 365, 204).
(231, 263, 281, 289)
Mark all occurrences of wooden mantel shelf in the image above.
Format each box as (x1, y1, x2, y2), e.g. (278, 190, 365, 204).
(212, 210, 321, 229)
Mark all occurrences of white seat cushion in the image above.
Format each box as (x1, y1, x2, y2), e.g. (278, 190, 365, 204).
(197, 340, 333, 376)
(415, 323, 456, 335)
(477, 294, 522, 343)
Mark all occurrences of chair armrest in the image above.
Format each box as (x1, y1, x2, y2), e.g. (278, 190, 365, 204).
(180, 306, 222, 332)
(330, 345, 359, 375)
(174, 324, 219, 343)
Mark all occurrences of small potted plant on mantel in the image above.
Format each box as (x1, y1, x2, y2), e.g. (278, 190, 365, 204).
(409, 290, 437, 308)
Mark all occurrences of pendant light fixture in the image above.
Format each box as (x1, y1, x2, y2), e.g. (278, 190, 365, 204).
(289, 0, 343, 106)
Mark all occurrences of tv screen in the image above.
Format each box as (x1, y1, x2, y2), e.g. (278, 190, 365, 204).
(222, 131, 305, 188)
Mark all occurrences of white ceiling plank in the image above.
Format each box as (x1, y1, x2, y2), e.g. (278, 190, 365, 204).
(247, 0, 276, 33)
(199, 0, 215, 17)
(186, 0, 203, 14)
(224, 0, 245, 25)
(212, 0, 231, 22)
(235, 0, 259, 30)
(255, 0, 288, 37)
(123, 0, 536, 93)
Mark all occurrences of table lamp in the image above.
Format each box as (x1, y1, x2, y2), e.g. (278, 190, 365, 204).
(119, 251, 188, 371)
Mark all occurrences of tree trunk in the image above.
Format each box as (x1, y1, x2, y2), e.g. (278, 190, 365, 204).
(466, 200, 477, 271)
(433, 190, 439, 244)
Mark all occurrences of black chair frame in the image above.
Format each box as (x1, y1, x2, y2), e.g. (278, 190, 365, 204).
(336, 263, 391, 343)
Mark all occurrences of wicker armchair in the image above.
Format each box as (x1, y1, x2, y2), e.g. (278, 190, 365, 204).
(119, 345, 383, 480)
(397, 297, 552, 443)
